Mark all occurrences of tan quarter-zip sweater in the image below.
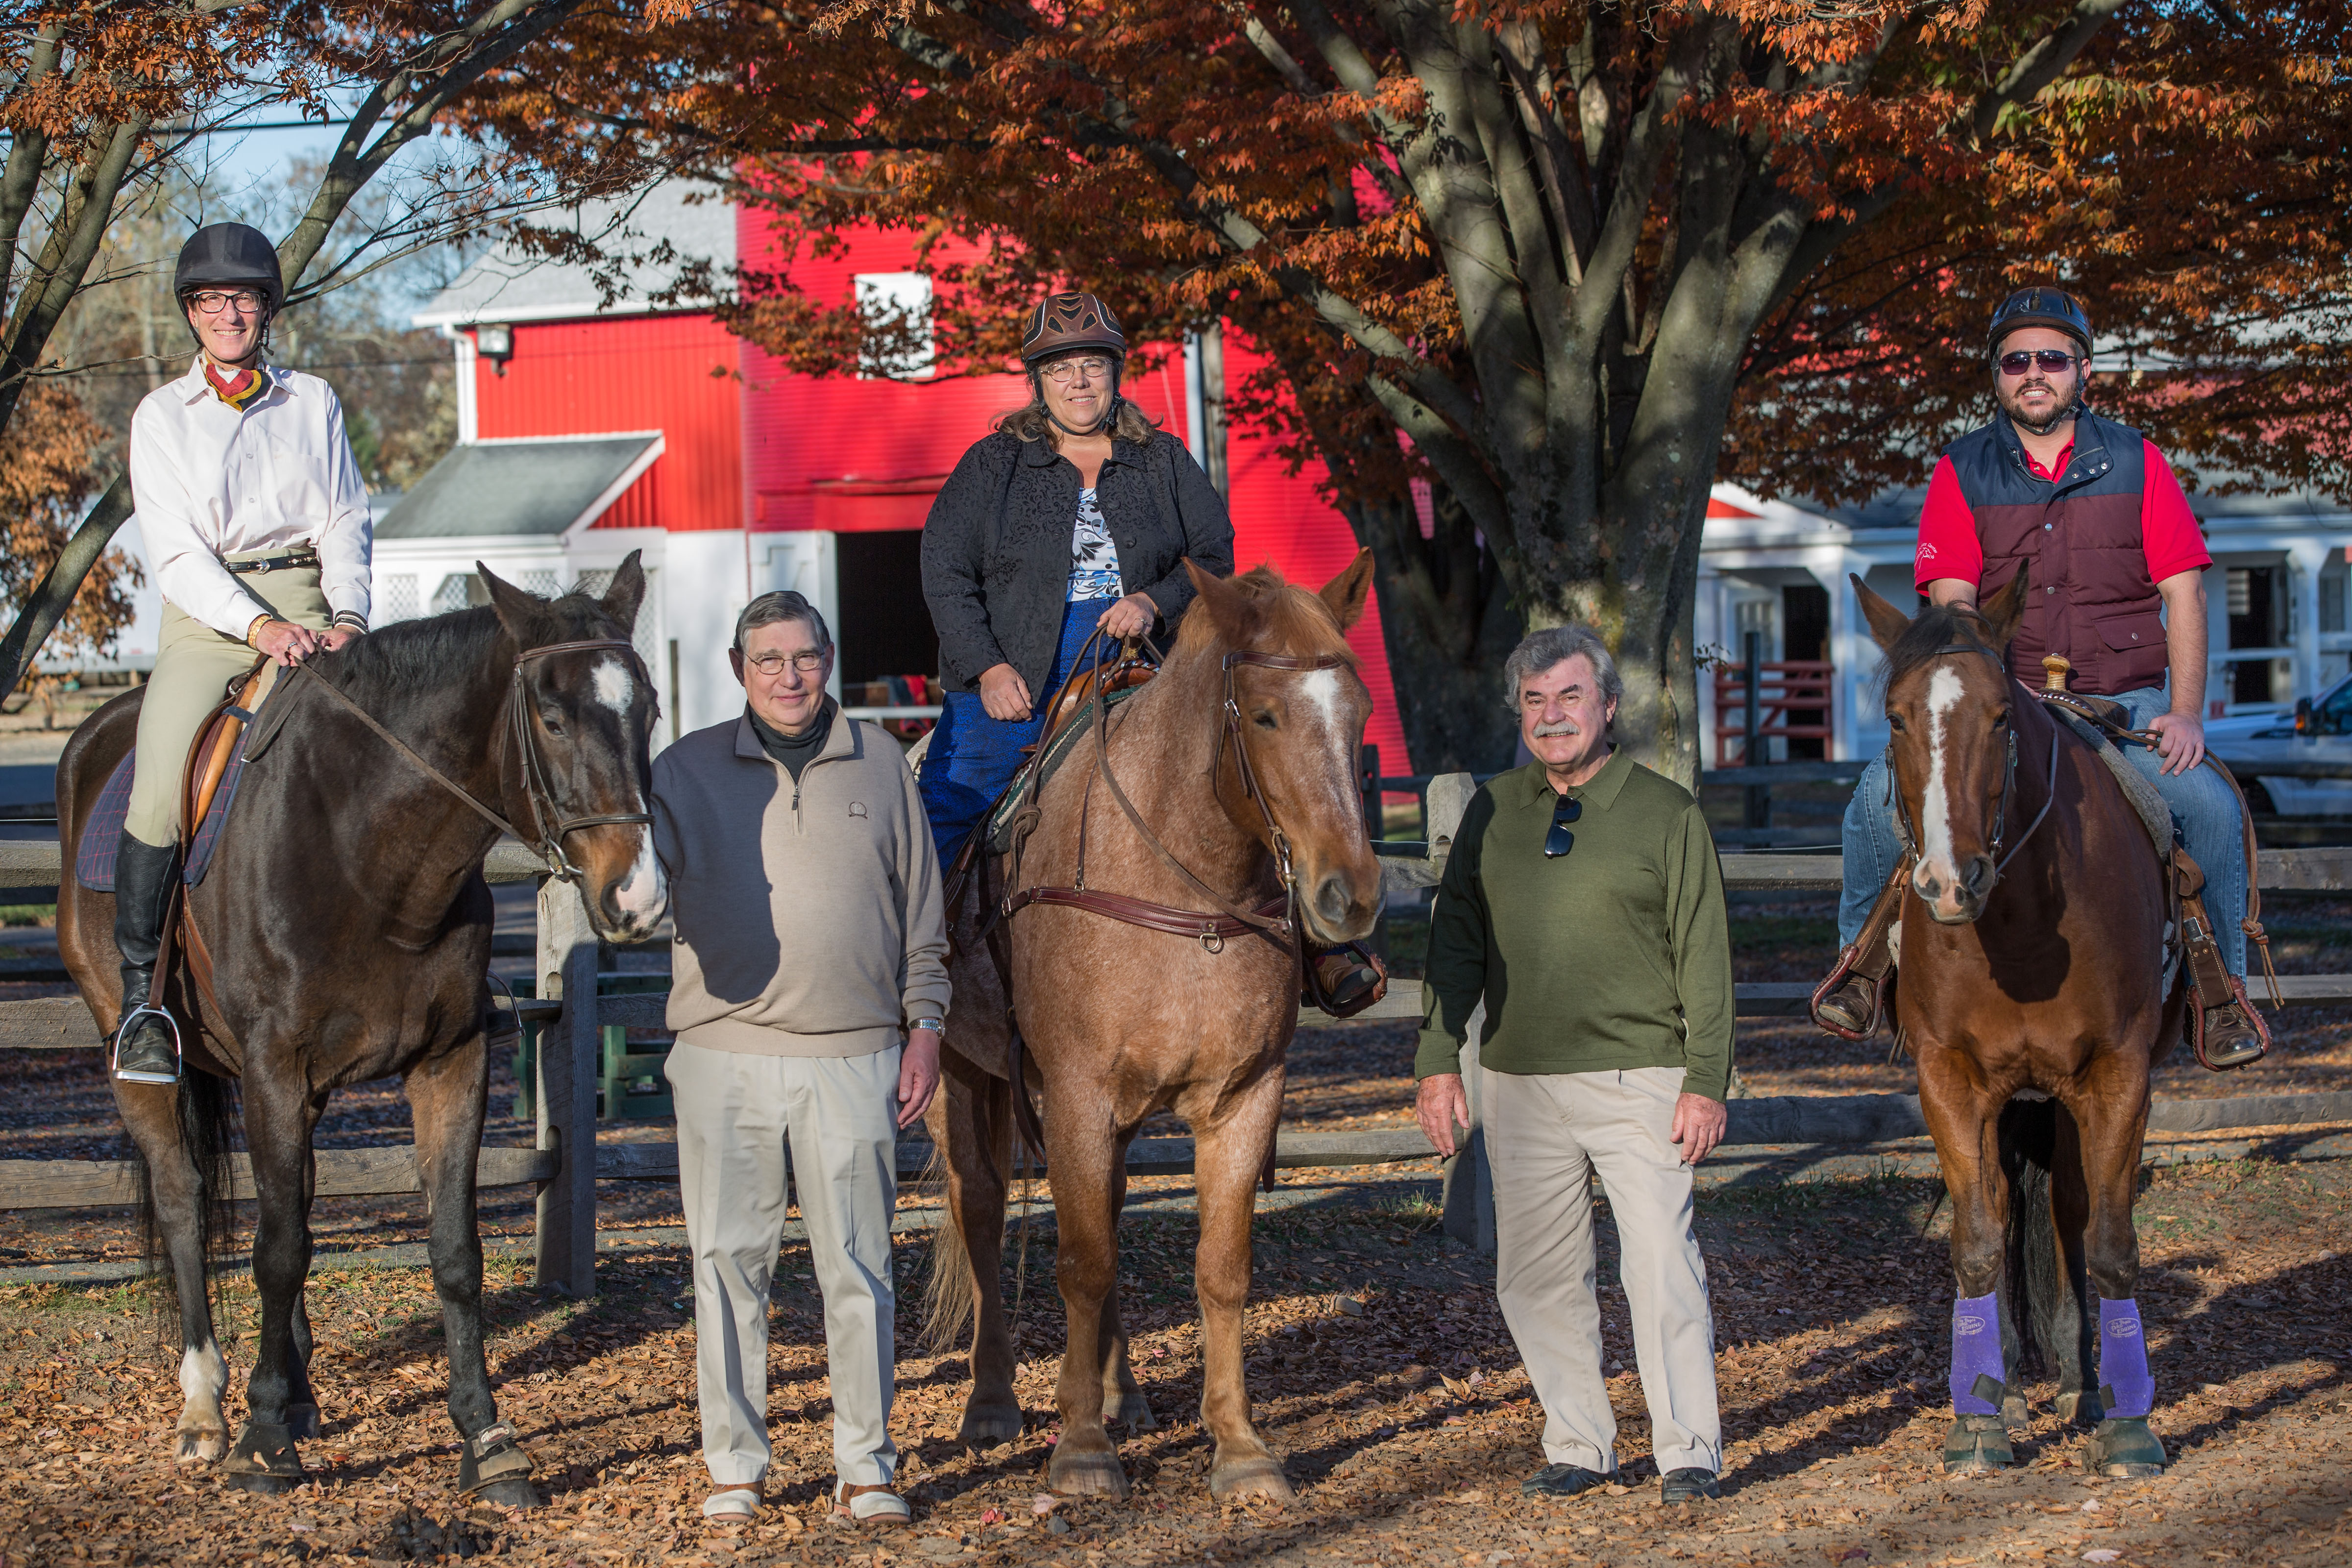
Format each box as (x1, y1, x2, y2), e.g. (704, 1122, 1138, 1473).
(652, 707, 951, 1057)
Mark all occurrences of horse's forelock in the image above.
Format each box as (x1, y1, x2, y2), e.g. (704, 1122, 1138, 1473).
(1878, 600, 2002, 703)
(1179, 565, 1359, 667)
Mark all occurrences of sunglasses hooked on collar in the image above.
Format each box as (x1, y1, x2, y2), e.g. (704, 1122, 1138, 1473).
(1544, 796, 1583, 858)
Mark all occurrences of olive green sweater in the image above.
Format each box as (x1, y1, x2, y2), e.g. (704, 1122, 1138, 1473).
(1414, 749, 1734, 1100)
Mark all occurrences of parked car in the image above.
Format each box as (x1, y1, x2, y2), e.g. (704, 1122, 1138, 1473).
(2205, 673, 2352, 816)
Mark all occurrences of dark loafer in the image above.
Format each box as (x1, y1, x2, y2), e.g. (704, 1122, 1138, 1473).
(1661, 1468, 1721, 1503)
(1520, 1463, 1610, 1498)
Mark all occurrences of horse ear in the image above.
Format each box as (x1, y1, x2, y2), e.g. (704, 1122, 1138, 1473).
(1185, 559, 1252, 642)
(1319, 548, 1374, 633)
(1980, 562, 2032, 648)
(1850, 572, 1912, 652)
(601, 549, 647, 632)
(477, 561, 542, 642)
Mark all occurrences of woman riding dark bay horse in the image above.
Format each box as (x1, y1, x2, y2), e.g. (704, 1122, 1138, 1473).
(1856, 567, 2182, 1479)
(925, 554, 1382, 1502)
(55, 556, 665, 1502)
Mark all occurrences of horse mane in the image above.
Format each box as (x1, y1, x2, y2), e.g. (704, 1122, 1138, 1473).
(1876, 598, 2004, 700)
(1174, 564, 1361, 667)
(322, 588, 625, 708)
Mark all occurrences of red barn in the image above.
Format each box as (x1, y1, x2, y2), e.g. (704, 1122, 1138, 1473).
(388, 183, 1409, 764)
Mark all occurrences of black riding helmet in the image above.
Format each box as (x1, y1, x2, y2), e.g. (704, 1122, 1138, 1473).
(175, 223, 283, 314)
(1986, 286, 2091, 360)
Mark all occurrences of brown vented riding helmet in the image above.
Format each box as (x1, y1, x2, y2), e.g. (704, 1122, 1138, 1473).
(1021, 291, 1127, 364)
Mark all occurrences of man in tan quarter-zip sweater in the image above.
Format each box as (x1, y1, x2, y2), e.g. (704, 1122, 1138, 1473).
(654, 590, 948, 1529)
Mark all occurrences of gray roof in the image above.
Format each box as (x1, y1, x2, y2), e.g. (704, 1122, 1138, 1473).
(414, 180, 734, 327)
(377, 435, 662, 539)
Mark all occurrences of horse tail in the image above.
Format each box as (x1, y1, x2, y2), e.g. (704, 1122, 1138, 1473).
(137, 1067, 239, 1329)
(919, 1135, 976, 1354)
(1997, 1095, 2090, 1388)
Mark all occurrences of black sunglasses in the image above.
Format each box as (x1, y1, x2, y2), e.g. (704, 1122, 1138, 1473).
(1544, 797, 1583, 858)
(1998, 349, 2079, 375)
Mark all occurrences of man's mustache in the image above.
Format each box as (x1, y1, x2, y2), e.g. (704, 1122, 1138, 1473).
(1533, 720, 1582, 738)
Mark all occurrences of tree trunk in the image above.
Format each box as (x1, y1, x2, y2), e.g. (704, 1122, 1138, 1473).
(1342, 485, 1523, 773)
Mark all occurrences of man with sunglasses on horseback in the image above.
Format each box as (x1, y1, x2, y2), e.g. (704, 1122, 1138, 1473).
(108, 222, 371, 1085)
(1813, 286, 2267, 1067)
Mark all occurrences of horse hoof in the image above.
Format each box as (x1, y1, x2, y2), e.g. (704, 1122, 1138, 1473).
(1207, 1456, 1294, 1504)
(2053, 1390, 2103, 1425)
(1104, 1391, 1157, 1430)
(1942, 1414, 2014, 1474)
(2085, 1417, 2166, 1478)
(1047, 1446, 1130, 1498)
(286, 1403, 321, 1441)
(175, 1429, 227, 1465)
(473, 1477, 542, 1510)
(221, 1420, 306, 1488)
(223, 1469, 302, 1496)
(957, 1403, 1025, 1450)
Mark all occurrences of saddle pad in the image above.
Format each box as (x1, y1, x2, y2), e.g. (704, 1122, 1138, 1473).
(73, 737, 251, 892)
(2047, 705, 2177, 863)
(982, 686, 1141, 857)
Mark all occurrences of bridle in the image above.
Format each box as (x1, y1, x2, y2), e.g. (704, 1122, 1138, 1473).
(1884, 636, 2058, 879)
(298, 636, 656, 883)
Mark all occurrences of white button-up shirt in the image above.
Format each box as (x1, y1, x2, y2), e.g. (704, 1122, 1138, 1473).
(127, 358, 372, 639)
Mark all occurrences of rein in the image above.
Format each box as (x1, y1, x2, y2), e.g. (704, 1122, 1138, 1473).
(295, 637, 654, 882)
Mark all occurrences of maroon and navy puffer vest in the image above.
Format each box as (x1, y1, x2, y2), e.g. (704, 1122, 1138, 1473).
(1944, 410, 2169, 696)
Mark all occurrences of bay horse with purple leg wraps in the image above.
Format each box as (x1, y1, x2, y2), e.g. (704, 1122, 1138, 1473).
(1853, 566, 2187, 1479)
(54, 555, 665, 1503)
(925, 554, 1382, 1501)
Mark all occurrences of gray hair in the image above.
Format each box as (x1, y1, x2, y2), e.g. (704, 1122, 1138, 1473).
(734, 589, 832, 654)
(1503, 624, 1623, 710)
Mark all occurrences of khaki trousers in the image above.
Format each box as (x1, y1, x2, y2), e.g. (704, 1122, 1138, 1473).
(126, 563, 329, 847)
(1485, 1064, 1723, 1477)
(665, 1040, 903, 1489)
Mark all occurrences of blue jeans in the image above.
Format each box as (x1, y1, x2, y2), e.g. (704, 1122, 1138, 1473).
(920, 598, 1117, 867)
(1838, 686, 2247, 975)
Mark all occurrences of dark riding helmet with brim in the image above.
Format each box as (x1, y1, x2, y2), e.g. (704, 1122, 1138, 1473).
(1022, 292, 1126, 365)
(1986, 286, 2091, 361)
(175, 223, 284, 314)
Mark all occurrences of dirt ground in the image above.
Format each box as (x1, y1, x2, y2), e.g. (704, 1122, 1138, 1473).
(2, 897, 2349, 1565)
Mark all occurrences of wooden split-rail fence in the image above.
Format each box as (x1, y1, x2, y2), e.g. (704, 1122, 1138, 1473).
(4, 776, 2352, 1294)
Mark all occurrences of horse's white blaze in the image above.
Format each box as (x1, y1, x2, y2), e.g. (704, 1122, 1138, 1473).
(180, 1338, 227, 1407)
(591, 655, 634, 714)
(1299, 667, 1343, 728)
(1918, 665, 1966, 887)
(612, 826, 666, 927)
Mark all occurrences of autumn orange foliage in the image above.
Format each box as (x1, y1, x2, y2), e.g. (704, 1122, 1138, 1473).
(522, 0, 2352, 771)
(0, 384, 140, 676)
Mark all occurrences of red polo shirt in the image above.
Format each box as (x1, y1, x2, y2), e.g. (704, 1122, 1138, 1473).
(1913, 437, 2210, 590)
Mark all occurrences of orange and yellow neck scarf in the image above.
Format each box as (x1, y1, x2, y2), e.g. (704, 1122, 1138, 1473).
(203, 358, 271, 412)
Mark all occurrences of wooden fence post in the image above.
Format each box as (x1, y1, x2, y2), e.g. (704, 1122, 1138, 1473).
(535, 876, 599, 1297)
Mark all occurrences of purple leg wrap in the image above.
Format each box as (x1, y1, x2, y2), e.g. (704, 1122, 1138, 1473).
(2097, 1297, 2154, 1419)
(1949, 1292, 2004, 1415)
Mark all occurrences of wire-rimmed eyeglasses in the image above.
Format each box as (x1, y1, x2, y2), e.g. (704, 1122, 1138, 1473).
(1041, 355, 1113, 384)
(1544, 796, 1583, 858)
(744, 649, 826, 677)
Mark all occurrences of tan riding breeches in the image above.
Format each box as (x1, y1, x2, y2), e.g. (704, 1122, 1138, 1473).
(124, 563, 329, 848)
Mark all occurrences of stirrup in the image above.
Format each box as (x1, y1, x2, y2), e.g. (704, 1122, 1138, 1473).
(2192, 977, 2270, 1071)
(1811, 965, 1883, 1040)
(1305, 943, 1388, 1019)
(112, 1004, 183, 1085)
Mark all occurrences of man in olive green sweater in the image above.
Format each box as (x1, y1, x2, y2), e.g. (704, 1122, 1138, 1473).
(1416, 625, 1734, 1504)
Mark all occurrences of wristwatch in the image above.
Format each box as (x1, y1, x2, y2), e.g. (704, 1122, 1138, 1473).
(908, 1017, 945, 1035)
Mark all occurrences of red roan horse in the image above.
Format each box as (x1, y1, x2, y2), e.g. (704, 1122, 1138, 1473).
(1856, 568, 2183, 1478)
(925, 556, 1383, 1501)
(57, 557, 665, 1502)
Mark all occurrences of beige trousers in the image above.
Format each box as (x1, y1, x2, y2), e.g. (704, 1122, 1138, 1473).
(665, 1040, 903, 1489)
(1485, 1063, 1723, 1477)
(126, 563, 329, 847)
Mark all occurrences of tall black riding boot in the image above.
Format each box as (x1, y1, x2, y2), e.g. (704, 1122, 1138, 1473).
(112, 831, 182, 1085)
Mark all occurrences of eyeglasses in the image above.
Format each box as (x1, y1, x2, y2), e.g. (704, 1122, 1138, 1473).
(1998, 349, 2079, 376)
(1544, 796, 1583, 858)
(744, 649, 826, 677)
(1042, 356, 1112, 384)
(187, 289, 268, 316)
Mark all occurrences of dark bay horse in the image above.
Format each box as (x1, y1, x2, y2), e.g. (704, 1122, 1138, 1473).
(55, 556, 666, 1501)
(925, 555, 1382, 1501)
(1855, 569, 2185, 1479)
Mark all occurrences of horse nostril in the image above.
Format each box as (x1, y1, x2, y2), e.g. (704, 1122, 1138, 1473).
(1962, 857, 1996, 900)
(1314, 875, 1351, 926)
